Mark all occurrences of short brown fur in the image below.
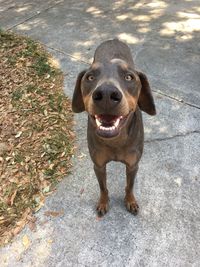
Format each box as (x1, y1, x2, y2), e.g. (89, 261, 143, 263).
(72, 39, 156, 216)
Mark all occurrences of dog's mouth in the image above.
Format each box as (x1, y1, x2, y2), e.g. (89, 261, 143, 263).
(91, 114, 128, 138)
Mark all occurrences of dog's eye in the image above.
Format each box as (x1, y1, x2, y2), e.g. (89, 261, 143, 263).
(87, 75, 95, 81)
(124, 74, 134, 81)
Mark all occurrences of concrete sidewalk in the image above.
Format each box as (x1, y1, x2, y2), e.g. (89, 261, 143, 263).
(0, 0, 200, 266)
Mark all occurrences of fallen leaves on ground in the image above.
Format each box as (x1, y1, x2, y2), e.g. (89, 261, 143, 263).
(0, 30, 74, 246)
(22, 234, 30, 249)
(44, 210, 64, 217)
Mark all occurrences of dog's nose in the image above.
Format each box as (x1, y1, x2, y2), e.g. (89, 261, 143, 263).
(92, 84, 122, 109)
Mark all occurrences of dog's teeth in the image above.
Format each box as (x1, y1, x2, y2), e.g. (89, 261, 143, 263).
(114, 118, 120, 127)
(96, 118, 101, 127)
(100, 125, 105, 130)
(99, 125, 116, 131)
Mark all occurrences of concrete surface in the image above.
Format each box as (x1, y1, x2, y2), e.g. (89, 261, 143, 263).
(0, 0, 200, 266)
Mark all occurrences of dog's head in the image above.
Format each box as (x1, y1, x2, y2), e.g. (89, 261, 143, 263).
(72, 39, 156, 139)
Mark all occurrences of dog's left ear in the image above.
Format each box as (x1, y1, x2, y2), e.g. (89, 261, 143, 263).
(137, 71, 156, 115)
(72, 70, 87, 113)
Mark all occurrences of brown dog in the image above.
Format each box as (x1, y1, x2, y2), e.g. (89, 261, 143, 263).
(72, 39, 156, 216)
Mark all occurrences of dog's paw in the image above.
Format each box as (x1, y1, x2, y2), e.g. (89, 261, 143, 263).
(124, 195, 139, 215)
(96, 202, 109, 217)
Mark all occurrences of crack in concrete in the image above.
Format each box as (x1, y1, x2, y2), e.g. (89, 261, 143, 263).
(6, 3, 200, 112)
(46, 48, 200, 112)
(153, 90, 200, 110)
(6, 0, 64, 31)
(47, 46, 90, 66)
(145, 130, 200, 143)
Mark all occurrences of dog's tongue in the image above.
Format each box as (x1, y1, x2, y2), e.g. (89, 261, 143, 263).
(98, 115, 119, 123)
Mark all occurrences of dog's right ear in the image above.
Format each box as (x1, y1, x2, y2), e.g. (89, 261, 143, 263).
(72, 70, 87, 113)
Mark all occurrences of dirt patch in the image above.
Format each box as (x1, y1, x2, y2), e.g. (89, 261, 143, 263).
(0, 30, 74, 246)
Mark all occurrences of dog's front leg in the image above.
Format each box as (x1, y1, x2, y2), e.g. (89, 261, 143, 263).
(125, 165, 139, 215)
(94, 164, 109, 216)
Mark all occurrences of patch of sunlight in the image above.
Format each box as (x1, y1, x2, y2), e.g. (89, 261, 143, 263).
(17, 24, 31, 30)
(117, 33, 140, 44)
(152, 120, 160, 126)
(71, 52, 82, 58)
(117, 10, 164, 22)
(117, 13, 152, 21)
(76, 40, 94, 47)
(86, 6, 103, 15)
(162, 43, 171, 49)
(32, 240, 52, 265)
(194, 7, 200, 12)
(134, 0, 167, 9)
(159, 126, 167, 133)
(65, 22, 75, 27)
(178, 11, 200, 19)
(174, 177, 182, 187)
(71, 52, 85, 62)
(176, 34, 193, 41)
(145, 0, 168, 8)
(149, 8, 165, 17)
(0, 228, 52, 267)
(116, 14, 129, 21)
(16, 6, 30, 12)
(138, 26, 150, 33)
(144, 128, 152, 134)
(160, 18, 200, 36)
(114, 0, 126, 9)
(49, 57, 60, 69)
(132, 15, 152, 22)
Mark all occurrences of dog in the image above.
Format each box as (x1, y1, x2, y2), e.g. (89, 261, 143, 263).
(72, 39, 156, 216)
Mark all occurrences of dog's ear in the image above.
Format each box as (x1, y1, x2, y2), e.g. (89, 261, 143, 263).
(72, 70, 87, 113)
(137, 71, 156, 115)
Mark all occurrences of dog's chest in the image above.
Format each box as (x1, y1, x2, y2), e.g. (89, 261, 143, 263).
(111, 147, 138, 166)
(91, 144, 139, 167)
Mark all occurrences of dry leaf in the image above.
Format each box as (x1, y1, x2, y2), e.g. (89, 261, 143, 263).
(12, 224, 24, 236)
(43, 186, 50, 193)
(28, 221, 36, 232)
(68, 130, 75, 138)
(27, 214, 37, 223)
(15, 131, 22, 138)
(44, 210, 64, 217)
(10, 190, 17, 206)
(78, 153, 87, 158)
(0, 31, 74, 247)
(22, 235, 30, 249)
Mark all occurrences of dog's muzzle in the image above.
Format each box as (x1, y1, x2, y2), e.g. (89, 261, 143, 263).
(90, 113, 130, 138)
(92, 84, 122, 110)
(90, 83, 127, 138)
